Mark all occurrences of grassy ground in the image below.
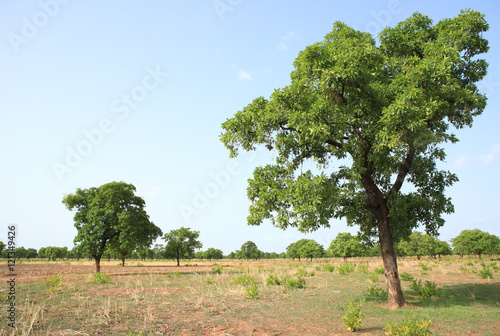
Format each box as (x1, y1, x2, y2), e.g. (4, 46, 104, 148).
(1, 257, 499, 335)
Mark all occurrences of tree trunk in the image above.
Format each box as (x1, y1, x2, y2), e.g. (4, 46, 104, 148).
(121, 258, 125, 267)
(378, 218, 405, 310)
(94, 255, 101, 273)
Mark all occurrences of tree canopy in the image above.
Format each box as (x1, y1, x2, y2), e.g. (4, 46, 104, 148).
(286, 239, 325, 261)
(451, 229, 500, 259)
(327, 232, 366, 260)
(220, 10, 489, 309)
(62, 181, 162, 272)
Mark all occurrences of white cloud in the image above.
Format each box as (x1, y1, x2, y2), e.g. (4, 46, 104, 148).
(277, 31, 300, 51)
(453, 155, 471, 169)
(479, 144, 500, 165)
(238, 70, 252, 81)
(471, 217, 491, 224)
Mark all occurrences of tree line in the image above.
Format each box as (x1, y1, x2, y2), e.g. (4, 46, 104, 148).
(3, 229, 498, 263)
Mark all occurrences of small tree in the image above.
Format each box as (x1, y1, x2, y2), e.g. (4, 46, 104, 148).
(452, 229, 500, 259)
(327, 233, 366, 261)
(163, 227, 203, 266)
(241, 241, 262, 260)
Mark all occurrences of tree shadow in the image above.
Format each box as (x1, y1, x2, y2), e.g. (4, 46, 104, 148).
(410, 282, 500, 308)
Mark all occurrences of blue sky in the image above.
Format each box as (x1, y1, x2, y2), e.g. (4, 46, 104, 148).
(1, 0, 499, 254)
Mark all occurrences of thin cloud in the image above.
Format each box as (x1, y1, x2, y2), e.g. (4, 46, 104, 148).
(479, 144, 500, 165)
(453, 155, 471, 169)
(238, 70, 252, 81)
(277, 31, 300, 51)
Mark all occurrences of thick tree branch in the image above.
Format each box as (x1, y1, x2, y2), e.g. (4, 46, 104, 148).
(388, 146, 415, 199)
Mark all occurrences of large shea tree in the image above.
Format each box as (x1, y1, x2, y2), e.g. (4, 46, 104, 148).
(220, 10, 489, 309)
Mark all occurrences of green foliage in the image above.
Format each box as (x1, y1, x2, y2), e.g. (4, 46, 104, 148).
(63, 181, 162, 272)
(220, 9, 490, 308)
(295, 268, 314, 277)
(477, 263, 494, 279)
(91, 272, 111, 284)
(357, 264, 369, 274)
(231, 275, 255, 286)
(44, 275, 64, 293)
(368, 273, 379, 282)
(397, 232, 451, 258)
(452, 229, 500, 259)
(374, 267, 385, 275)
(162, 227, 203, 266)
(244, 282, 259, 299)
(400, 272, 414, 281)
(240, 241, 263, 260)
(211, 265, 224, 274)
(341, 299, 365, 332)
(266, 274, 281, 286)
(338, 263, 356, 274)
(419, 262, 432, 271)
(322, 264, 335, 272)
(327, 233, 366, 259)
(366, 284, 385, 297)
(384, 315, 433, 335)
(282, 276, 306, 290)
(204, 277, 216, 285)
(286, 239, 325, 260)
(410, 279, 442, 299)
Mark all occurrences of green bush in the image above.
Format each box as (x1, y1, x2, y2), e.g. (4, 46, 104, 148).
(366, 284, 385, 297)
(44, 274, 64, 293)
(357, 264, 369, 274)
(204, 277, 216, 285)
(368, 273, 379, 282)
(374, 266, 385, 275)
(338, 263, 356, 275)
(322, 265, 335, 272)
(400, 272, 414, 281)
(211, 265, 224, 274)
(231, 274, 255, 286)
(90, 272, 111, 284)
(341, 299, 365, 332)
(477, 264, 494, 279)
(282, 275, 306, 290)
(244, 282, 259, 299)
(266, 274, 281, 286)
(410, 279, 442, 299)
(384, 315, 433, 335)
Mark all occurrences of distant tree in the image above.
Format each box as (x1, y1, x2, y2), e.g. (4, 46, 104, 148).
(26, 248, 38, 259)
(14, 247, 27, 259)
(204, 248, 224, 260)
(0, 241, 5, 255)
(240, 241, 262, 260)
(287, 239, 325, 261)
(152, 244, 165, 260)
(435, 240, 452, 258)
(63, 181, 160, 272)
(226, 251, 236, 259)
(327, 233, 366, 261)
(163, 227, 203, 266)
(452, 229, 500, 259)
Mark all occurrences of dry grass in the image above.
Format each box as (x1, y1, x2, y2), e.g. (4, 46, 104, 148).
(0, 257, 498, 335)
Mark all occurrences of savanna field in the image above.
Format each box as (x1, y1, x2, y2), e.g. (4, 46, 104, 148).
(1, 257, 499, 335)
